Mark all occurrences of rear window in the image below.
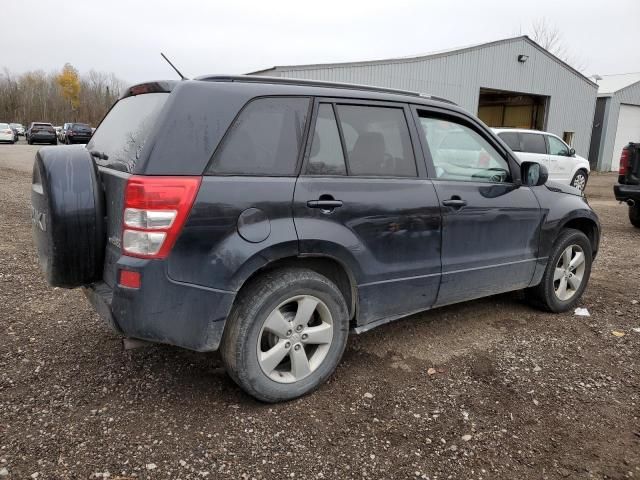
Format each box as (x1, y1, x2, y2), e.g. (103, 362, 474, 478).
(87, 92, 169, 171)
(72, 123, 91, 130)
(207, 97, 310, 176)
(521, 133, 547, 154)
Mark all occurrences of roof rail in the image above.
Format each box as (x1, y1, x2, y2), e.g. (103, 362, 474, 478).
(195, 75, 458, 105)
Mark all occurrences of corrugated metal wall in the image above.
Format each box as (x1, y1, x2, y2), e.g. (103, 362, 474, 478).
(597, 82, 640, 170)
(257, 37, 598, 159)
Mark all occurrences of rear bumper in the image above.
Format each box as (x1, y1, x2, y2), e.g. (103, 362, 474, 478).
(614, 183, 640, 202)
(84, 256, 236, 352)
(68, 136, 91, 143)
(30, 134, 56, 142)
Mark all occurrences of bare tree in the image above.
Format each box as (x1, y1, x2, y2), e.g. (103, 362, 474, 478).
(0, 65, 125, 126)
(529, 18, 587, 72)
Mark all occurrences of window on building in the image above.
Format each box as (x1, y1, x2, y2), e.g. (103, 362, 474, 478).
(335, 105, 417, 177)
(563, 131, 575, 146)
(208, 97, 310, 175)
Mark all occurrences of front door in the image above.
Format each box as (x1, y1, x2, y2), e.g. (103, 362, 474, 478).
(546, 134, 574, 183)
(294, 99, 442, 327)
(413, 108, 543, 306)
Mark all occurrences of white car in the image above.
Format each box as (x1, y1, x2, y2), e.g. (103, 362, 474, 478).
(492, 128, 590, 191)
(0, 123, 15, 144)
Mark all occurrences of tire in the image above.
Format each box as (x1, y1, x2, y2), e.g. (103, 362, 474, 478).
(526, 228, 592, 312)
(221, 268, 349, 403)
(629, 204, 640, 228)
(31, 146, 105, 288)
(51, 139, 57, 145)
(570, 170, 588, 191)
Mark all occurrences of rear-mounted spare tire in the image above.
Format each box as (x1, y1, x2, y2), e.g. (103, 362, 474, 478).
(31, 146, 105, 288)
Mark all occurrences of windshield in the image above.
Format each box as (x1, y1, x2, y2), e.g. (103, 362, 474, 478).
(87, 92, 169, 171)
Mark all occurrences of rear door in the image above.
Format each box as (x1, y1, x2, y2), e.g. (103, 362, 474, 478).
(293, 99, 442, 326)
(413, 107, 542, 306)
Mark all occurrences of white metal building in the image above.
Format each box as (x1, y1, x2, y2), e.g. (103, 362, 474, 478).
(589, 73, 640, 171)
(251, 36, 598, 160)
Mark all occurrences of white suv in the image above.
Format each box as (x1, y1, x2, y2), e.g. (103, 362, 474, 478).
(492, 128, 590, 191)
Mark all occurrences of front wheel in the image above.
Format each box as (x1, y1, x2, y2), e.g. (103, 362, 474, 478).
(526, 229, 592, 312)
(570, 170, 588, 191)
(629, 203, 640, 228)
(221, 268, 349, 403)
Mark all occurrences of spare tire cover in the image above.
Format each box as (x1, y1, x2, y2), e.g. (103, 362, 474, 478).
(31, 146, 105, 288)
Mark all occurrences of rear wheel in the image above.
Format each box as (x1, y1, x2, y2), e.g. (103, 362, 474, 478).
(221, 268, 349, 403)
(526, 229, 592, 312)
(570, 170, 588, 191)
(629, 203, 640, 228)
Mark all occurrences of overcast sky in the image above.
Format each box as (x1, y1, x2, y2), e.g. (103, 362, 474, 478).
(2, 0, 638, 85)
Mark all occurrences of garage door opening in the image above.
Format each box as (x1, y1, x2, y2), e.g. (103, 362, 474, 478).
(477, 88, 548, 130)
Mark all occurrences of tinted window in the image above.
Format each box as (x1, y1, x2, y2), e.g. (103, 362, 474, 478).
(548, 135, 569, 156)
(87, 92, 169, 171)
(521, 133, 547, 154)
(418, 115, 510, 183)
(209, 97, 310, 176)
(498, 131, 521, 151)
(307, 104, 346, 175)
(336, 105, 416, 177)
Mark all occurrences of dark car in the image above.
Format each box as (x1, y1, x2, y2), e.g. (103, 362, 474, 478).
(613, 142, 640, 227)
(26, 122, 57, 145)
(64, 122, 92, 144)
(31, 76, 600, 402)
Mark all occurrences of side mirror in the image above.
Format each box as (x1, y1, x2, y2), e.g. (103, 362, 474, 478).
(521, 161, 548, 187)
(569, 147, 576, 157)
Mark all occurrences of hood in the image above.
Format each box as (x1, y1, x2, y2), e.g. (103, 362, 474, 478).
(544, 180, 582, 197)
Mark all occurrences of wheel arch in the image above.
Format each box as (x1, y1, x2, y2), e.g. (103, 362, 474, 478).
(560, 216, 600, 258)
(232, 254, 358, 321)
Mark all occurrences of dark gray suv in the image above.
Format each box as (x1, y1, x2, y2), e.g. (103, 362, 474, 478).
(31, 76, 600, 402)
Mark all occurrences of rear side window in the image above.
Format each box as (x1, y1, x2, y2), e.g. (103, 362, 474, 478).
(521, 133, 547, 154)
(208, 97, 310, 176)
(498, 132, 521, 151)
(307, 104, 347, 175)
(336, 105, 417, 177)
(88, 92, 169, 171)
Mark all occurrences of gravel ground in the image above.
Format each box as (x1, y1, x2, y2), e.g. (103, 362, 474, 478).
(0, 146, 639, 479)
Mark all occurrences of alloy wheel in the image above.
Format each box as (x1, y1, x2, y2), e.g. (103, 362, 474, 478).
(257, 295, 333, 384)
(572, 174, 586, 191)
(553, 244, 586, 301)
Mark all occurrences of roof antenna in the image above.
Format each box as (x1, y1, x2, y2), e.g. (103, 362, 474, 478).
(160, 52, 188, 80)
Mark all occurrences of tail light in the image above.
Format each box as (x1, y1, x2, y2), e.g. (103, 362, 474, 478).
(122, 176, 201, 259)
(619, 148, 630, 175)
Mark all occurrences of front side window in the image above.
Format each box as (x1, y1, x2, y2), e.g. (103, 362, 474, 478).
(307, 104, 346, 175)
(521, 133, 547, 154)
(418, 115, 511, 183)
(335, 105, 417, 177)
(208, 97, 310, 176)
(548, 135, 569, 156)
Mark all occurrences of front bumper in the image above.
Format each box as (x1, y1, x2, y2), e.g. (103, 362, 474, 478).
(614, 183, 640, 202)
(84, 256, 236, 352)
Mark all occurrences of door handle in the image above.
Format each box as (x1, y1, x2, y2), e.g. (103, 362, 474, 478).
(307, 199, 343, 209)
(442, 198, 467, 208)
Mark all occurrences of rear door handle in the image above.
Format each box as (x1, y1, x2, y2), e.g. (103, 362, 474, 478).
(307, 200, 343, 209)
(442, 199, 467, 208)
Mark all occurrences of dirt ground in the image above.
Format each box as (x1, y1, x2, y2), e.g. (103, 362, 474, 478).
(0, 147, 639, 479)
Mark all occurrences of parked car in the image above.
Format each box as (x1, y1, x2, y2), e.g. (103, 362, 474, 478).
(10, 123, 25, 136)
(9, 124, 19, 143)
(63, 122, 92, 144)
(31, 76, 600, 402)
(26, 122, 57, 145)
(492, 128, 590, 191)
(613, 142, 640, 227)
(60, 122, 71, 142)
(0, 122, 15, 144)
